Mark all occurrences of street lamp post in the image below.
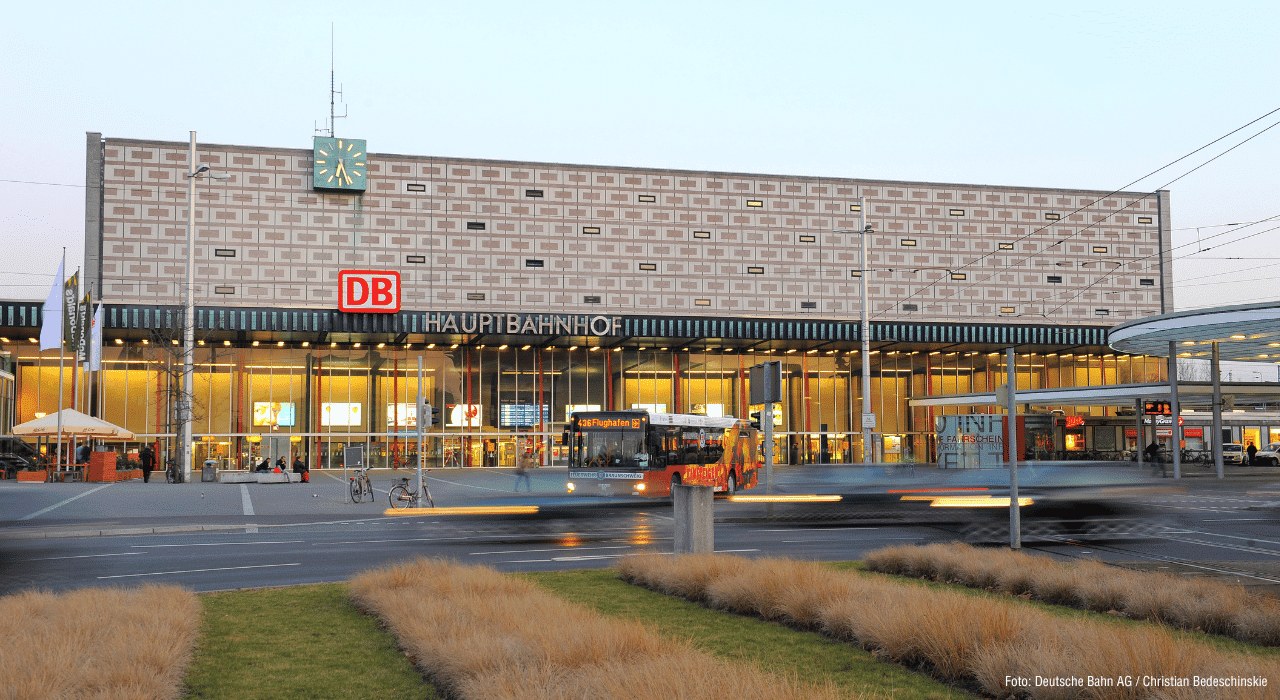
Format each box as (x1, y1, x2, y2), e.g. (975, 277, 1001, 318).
(837, 197, 874, 462)
(181, 132, 213, 483)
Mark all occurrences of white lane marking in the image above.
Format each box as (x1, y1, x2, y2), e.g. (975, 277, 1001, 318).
(1165, 530, 1280, 548)
(240, 484, 257, 533)
(26, 552, 144, 562)
(131, 540, 303, 548)
(755, 527, 880, 532)
(782, 537, 923, 543)
(472, 545, 631, 556)
(1202, 518, 1273, 522)
(19, 484, 112, 520)
(1153, 534, 1280, 558)
(97, 562, 301, 579)
(496, 548, 760, 565)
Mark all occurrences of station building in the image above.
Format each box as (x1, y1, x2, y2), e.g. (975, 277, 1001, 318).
(0, 132, 1181, 469)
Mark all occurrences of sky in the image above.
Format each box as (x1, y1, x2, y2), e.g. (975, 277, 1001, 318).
(4, 1, 1278, 313)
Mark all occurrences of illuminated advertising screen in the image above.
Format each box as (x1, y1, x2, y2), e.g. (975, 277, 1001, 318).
(387, 403, 419, 429)
(448, 404, 482, 427)
(252, 402, 296, 427)
(321, 402, 363, 427)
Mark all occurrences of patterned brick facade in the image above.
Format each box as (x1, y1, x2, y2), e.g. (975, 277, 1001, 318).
(88, 136, 1170, 326)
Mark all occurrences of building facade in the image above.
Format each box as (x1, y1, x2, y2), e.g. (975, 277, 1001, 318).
(0, 133, 1176, 468)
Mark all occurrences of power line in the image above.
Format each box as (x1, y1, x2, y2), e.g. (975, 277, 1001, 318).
(0, 178, 85, 188)
(874, 106, 1280, 323)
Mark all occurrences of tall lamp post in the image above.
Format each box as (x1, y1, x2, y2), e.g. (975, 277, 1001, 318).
(181, 131, 216, 483)
(836, 198, 875, 462)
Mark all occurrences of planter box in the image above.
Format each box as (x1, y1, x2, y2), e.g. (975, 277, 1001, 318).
(16, 470, 48, 482)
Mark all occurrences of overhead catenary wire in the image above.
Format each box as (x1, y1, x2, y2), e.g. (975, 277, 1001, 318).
(875, 107, 1280, 323)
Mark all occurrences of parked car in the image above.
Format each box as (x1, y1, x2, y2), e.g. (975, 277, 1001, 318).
(1250, 442, 1280, 466)
(1221, 443, 1245, 465)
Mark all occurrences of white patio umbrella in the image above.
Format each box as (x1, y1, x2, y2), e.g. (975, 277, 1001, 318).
(12, 409, 136, 439)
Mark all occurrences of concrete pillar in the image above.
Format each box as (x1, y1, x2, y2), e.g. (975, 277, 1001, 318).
(673, 483, 714, 554)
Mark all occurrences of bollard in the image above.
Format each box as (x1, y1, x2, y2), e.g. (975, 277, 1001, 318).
(672, 483, 714, 554)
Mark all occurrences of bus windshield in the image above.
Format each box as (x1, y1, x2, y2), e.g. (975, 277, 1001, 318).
(579, 429, 647, 470)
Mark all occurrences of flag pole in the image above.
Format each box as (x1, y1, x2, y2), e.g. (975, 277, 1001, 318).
(54, 250, 66, 479)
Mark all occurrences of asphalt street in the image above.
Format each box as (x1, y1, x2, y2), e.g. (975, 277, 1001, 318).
(2, 463, 1278, 595)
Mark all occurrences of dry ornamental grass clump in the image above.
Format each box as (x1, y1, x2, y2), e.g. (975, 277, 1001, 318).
(350, 557, 847, 700)
(0, 584, 201, 700)
(619, 553, 1280, 700)
(864, 542, 1280, 646)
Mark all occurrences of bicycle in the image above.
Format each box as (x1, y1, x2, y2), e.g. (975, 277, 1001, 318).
(349, 467, 373, 503)
(165, 458, 181, 484)
(389, 476, 434, 510)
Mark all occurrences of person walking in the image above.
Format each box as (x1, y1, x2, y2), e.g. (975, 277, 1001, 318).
(1247, 442, 1258, 466)
(513, 462, 531, 492)
(1145, 441, 1165, 477)
(140, 445, 155, 483)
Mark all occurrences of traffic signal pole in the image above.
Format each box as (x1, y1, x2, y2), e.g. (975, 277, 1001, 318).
(417, 356, 425, 506)
(764, 401, 774, 496)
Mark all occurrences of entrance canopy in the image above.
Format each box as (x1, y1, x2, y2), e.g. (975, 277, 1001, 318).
(909, 381, 1280, 409)
(11, 409, 136, 439)
(1109, 301, 1280, 362)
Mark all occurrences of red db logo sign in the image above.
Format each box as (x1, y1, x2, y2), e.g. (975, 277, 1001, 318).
(339, 270, 401, 313)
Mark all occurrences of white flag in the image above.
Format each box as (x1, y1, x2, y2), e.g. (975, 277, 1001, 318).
(39, 259, 64, 351)
(89, 304, 103, 371)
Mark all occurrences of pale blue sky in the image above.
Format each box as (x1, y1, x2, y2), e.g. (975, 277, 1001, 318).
(4, 1, 1277, 311)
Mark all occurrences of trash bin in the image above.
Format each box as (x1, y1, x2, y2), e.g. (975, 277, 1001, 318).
(202, 459, 218, 482)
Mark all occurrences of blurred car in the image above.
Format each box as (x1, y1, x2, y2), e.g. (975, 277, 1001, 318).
(1250, 442, 1280, 466)
(1221, 443, 1245, 465)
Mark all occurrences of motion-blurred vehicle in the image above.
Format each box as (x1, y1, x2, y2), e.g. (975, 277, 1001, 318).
(1249, 442, 1280, 466)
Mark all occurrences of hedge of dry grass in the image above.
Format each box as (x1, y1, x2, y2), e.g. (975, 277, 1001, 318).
(349, 557, 850, 700)
(864, 542, 1280, 646)
(617, 553, 1280, 700)
(0, 584, 201, 700)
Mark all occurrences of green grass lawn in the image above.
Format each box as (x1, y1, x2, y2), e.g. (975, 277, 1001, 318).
(184, 584, 439, 700)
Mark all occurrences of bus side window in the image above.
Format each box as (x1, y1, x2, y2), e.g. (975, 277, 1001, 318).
(703, 430, 725, 464)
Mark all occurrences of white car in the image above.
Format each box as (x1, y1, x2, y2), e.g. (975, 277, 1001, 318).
(1221, 443, 1245, 465)
(1250, 443, 1280, 466)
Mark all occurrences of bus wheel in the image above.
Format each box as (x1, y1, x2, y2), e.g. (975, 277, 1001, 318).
(726, 472, 737, 496)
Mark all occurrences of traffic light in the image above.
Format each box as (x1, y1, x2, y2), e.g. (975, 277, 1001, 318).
(749, 411, 762, 430)
(417, 398, 442, 428)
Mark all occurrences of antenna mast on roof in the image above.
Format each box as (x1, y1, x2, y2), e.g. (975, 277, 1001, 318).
(315, 22, 347, 137)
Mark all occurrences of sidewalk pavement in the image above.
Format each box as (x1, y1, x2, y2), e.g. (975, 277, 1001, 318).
(0, 467, 572, 540)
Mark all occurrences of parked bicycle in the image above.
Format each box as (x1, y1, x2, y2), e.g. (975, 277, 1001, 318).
(349, 466, 373, 503)
(165, 458, 182, 484)
(389, 476, 434, 510)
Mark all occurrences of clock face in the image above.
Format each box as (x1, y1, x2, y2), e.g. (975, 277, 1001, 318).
(312, 137, 367, 191)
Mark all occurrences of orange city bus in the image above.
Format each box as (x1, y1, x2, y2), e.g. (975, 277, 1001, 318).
(564, 410, 761, 497)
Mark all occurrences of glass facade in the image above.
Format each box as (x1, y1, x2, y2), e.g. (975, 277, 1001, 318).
(9, 342, 1168, 468)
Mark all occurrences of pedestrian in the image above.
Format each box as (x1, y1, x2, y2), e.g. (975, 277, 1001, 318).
(1145, 441, 1165, 477)
(1247, 442, 1258, 466)
(75, 442, 91, 466)
(275, 456, 286, 473)
(293, 455, 309, 483)
(513, 463, 531, 492)
(255, 457, 271, 473)
(140, 445, 155, 483)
